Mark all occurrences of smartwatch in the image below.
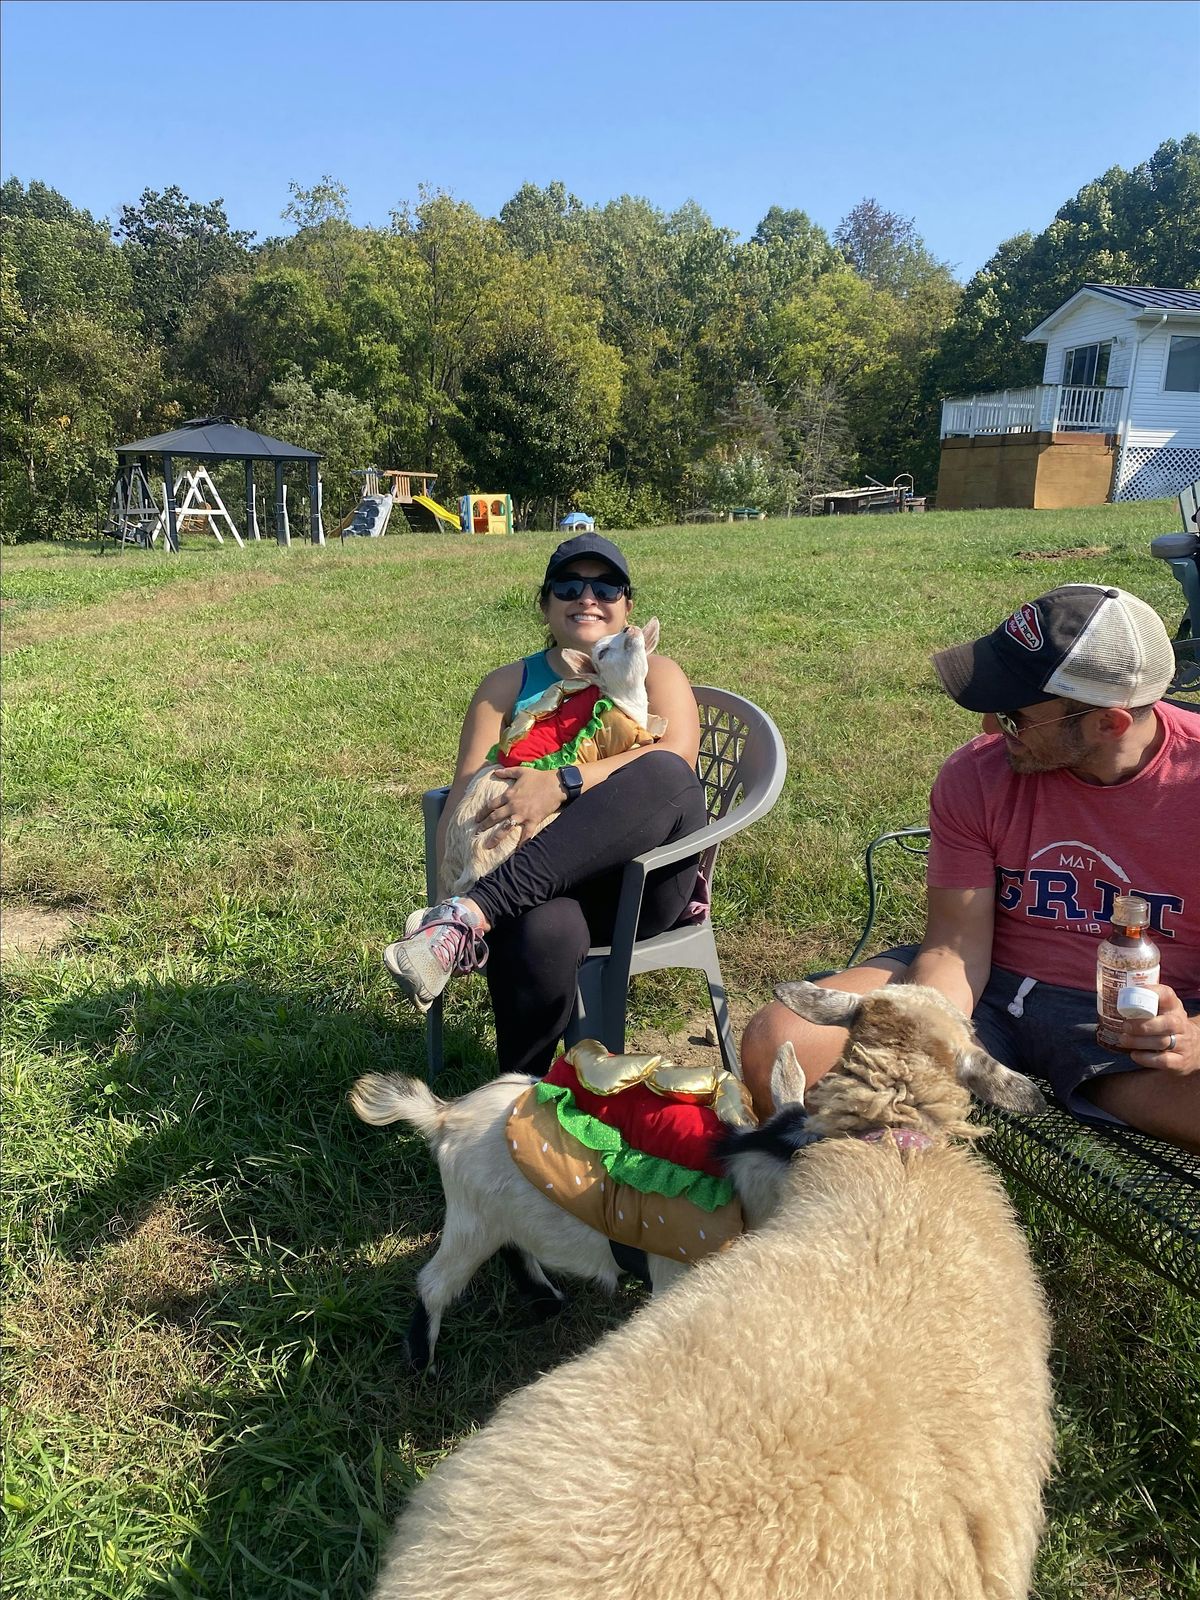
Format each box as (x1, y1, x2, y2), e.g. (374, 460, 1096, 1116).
(557, 764, 584, 805)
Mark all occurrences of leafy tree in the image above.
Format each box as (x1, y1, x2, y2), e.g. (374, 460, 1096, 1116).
(253, 367, 380, 517)
(116, 185, 254, 344)
(389, 188, 513, 470)
(834, 198, 954, 297)
(499, 181, 585, 257)
(1, 184, 155, 540)
(452, 323, 609, 524)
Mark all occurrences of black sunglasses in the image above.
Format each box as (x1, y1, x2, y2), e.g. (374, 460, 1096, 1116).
(547, 573, 629, 602)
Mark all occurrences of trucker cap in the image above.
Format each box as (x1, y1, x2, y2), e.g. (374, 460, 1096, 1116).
(931, 584, 1175, 711)
(543, 534, 631, 587)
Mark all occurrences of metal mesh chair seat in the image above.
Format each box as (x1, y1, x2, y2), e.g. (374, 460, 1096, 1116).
(973, 1086, 1200, 1297)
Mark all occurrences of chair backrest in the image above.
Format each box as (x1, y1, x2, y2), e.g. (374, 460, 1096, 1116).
(690, 686, 787, 878)
(1180, 479, 1200, 534)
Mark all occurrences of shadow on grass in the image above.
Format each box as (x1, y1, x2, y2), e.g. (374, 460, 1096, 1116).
(29, 976, 637, 1597)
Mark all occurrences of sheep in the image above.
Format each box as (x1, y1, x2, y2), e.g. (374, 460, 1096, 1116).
(367, 982, 1053, 1600)
(348, 1050, 770, 1371)
(437, 619, 663, 899)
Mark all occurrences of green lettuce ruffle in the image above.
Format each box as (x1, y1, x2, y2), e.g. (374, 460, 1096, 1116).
(534, 1080, 735, 1212)
(487, 696, 616, 769)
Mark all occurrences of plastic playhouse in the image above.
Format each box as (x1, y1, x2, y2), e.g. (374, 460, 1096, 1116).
(461, 494, 514, 535)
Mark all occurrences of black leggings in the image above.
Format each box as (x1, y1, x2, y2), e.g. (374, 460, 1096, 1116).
(468, 751, 707, 1076)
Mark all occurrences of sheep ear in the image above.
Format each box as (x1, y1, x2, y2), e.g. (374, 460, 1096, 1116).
(769, 1040, 807, 1111)
(774, 981, 862, 1028)
(640, 617, 660, 655)
(560, 648, 595, 678)
(956, 1047, 1047, 1115)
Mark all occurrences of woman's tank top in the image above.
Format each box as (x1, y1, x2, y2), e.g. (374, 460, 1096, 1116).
(514, 651, 562, 714)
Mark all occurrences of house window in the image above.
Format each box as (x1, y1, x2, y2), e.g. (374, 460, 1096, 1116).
(1164, 335, 1200, 393)
(1061, 342, 1111, 387)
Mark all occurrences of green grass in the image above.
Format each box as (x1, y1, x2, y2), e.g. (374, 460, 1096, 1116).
(3, 505, 1198, 1598)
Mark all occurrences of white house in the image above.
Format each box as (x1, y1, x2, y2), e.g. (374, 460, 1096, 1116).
(938, 284, 1200, 510)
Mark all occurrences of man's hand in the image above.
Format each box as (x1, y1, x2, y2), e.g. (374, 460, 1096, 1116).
(1122, 985, 1200, 1075)
(478, 767, 565, 845)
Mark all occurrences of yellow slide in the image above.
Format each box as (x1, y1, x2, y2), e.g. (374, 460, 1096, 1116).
(413, 493, 463, 531)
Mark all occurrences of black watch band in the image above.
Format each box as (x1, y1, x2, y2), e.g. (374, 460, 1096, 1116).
(557, 764, 584, 805)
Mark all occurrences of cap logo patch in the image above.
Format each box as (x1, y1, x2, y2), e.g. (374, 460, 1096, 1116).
(1004, 603, 1044, 652)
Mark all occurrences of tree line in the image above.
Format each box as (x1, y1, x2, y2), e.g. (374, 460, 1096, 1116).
(2, 135, 1196, 542)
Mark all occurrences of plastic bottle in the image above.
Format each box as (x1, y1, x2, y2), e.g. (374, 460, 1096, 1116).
(1095, 895, 1160, 1049)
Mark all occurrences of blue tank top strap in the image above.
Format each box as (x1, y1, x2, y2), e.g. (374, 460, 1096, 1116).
(514, 650, 562, 713)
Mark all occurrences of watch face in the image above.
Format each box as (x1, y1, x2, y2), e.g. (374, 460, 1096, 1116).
(559, 765, 583, 800)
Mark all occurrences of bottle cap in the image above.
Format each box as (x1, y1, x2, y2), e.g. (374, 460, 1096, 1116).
(1111, 895, 1150, 927)
(1116, 984, 1159, 1020)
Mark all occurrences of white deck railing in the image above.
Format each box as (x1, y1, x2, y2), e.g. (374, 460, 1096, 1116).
(940, 385, 1123, 439)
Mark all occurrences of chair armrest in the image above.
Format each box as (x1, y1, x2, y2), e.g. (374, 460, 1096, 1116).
(626, 806, 763, 877)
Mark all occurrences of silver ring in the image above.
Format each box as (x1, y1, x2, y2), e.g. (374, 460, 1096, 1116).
(1167, 1032, 1176, 1052)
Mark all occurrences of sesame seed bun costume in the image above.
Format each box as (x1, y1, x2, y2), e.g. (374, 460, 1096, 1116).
(506, 1039, 756, 1261)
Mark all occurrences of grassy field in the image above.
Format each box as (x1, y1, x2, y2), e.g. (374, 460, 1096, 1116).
(3, 504, 1198, 1599)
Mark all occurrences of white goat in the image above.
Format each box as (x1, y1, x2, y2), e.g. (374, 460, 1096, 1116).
(437, 619, 662, 899)
(366, 982, 1053, 1600)
(349, 1063, 712, 1370)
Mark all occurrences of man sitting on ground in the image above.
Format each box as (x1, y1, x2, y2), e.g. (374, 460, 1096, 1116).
(742, 584, 1200, 1153)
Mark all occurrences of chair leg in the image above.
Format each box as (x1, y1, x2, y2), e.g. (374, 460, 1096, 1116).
(426, 995, 444, 1083)
(704, 960, 739, 1079)
(601, 968, 628, 1057)
(566, 960, 608, 1051)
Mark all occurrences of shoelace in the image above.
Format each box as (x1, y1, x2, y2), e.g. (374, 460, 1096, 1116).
(425, 912, 489, 975)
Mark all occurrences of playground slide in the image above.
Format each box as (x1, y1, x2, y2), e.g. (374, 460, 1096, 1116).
(413, 493, 464, 531)
(342, 494, 394, 538)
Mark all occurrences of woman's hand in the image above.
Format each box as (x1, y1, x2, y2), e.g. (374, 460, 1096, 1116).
(478, 767, 564, 845)
(1123, 986, 1200, 1075)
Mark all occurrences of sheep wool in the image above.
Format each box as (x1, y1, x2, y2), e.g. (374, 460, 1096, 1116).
(371, 1138, 1053, 1600)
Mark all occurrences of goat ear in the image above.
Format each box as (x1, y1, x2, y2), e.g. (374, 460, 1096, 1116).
(640, 617, 660, 655)
(769, 1040, 807, 1111)
(560, 648, 595, 678)
(774, 981, 862, 1028)
(956, 1047, 1047, 1115)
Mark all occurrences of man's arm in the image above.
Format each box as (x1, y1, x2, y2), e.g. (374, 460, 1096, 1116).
(905, 884, 997, 1017)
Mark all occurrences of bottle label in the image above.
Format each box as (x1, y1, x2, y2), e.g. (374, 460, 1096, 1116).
(1096, 960, 1160, 1046)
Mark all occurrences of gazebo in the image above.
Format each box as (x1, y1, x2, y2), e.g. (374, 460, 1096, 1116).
(112, 418, 324, 552)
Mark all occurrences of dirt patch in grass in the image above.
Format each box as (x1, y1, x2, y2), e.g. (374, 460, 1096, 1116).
(1, 570, 288, 651)
(0, 902, 86, 958)
(9, 1206, 221, 1431)
(1015, 545, 1109, 561)
(628, 997, 760, 1071)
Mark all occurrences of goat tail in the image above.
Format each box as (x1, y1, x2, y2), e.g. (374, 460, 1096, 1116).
(348, 1073, 446, 1139)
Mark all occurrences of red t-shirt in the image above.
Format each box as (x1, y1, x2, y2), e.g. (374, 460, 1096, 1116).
(926, 701, 1200, 998)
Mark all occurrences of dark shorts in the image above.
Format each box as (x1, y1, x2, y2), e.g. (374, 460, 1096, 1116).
(872, 945, 1200, 1128)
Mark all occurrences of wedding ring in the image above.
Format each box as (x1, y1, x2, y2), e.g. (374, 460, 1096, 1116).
(1167, 1033, 1177, 1052)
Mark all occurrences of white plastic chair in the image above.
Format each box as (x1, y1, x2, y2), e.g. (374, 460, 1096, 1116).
(418, 687, 787, 1081)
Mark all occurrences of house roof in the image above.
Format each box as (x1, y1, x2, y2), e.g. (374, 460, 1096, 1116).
(1024, 284, 1200, 342)
(1080, 284, 1200, 312)
(116, 417, 322, 461)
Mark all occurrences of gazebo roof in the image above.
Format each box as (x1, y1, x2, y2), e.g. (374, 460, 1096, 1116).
(117, 417, 322, 462)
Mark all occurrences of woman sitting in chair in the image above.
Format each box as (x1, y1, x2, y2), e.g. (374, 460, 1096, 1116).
(384, 534, 705, 1076)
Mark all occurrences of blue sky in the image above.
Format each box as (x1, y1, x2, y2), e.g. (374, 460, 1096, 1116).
(2, 0, 1196, 278)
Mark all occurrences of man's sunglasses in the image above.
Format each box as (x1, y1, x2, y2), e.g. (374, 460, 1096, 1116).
(548, 574, 629, 602)
(994, 706, 1095, 739)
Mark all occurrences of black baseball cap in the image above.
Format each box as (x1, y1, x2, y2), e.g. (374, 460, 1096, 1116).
(543, 534, 630, 587)
(931, 584, 1175, 712)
